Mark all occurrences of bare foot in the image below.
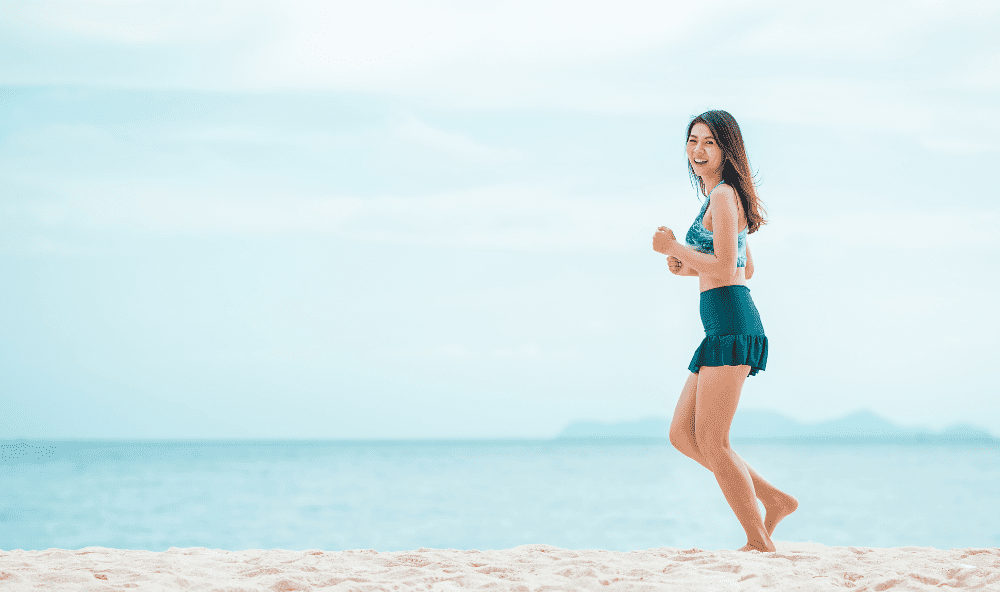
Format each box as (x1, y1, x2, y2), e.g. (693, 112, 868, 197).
(760, 490, 798, 537)
(738, 539, 776, 553)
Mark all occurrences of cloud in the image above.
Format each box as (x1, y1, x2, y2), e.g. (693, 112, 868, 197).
(764, 188, 1000, 249)
(0, 0, 287, 46)
(9, 123, 113, 150)
(27, 235, 102, 256)
(380, 342, 580, 363)
(162, 125, 341, 150)
(24, 183, 355, 235)
(20, 178, 667, 252)
(2, 0, 995, 150)
(20, 172, 1000, 257)
(393, 118, 521, 165)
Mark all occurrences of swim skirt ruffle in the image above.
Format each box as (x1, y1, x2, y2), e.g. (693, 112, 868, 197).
(688, 285, 768, 377)
(688, 334, 768, 377)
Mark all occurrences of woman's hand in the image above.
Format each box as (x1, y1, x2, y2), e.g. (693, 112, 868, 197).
(667, 256, 684, 275)
(652, 226, 677, 255)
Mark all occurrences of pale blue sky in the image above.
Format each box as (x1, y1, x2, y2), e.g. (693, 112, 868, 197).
(1, 0, 998, 439)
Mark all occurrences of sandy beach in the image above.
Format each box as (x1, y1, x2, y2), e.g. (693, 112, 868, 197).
(0, 541, 997, 591)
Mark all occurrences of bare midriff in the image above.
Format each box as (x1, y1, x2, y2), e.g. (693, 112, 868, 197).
(699, 268, 747, 293)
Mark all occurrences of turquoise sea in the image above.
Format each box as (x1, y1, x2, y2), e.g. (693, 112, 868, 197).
(1, 439, 997, 552)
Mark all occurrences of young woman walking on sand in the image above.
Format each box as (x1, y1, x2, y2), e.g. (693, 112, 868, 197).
(651, 110, 798, 553)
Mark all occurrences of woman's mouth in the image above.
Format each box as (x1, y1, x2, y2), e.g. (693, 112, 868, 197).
(694, 159, 708, 165)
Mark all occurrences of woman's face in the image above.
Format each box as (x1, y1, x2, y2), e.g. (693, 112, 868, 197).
(687, 122, 723, 177)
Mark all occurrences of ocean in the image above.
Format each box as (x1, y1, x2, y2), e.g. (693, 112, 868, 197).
(1, 439, 997, 552)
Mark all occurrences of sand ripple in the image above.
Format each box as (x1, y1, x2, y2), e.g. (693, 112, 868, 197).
(0, 541, 998, 591)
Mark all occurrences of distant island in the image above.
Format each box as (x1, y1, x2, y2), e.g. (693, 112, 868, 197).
(556, 409, 997, 442)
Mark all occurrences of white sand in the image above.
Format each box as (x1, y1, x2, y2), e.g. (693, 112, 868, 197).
(0, 541, 997, 591)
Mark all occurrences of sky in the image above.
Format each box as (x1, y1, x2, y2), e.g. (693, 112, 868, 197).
(1, 0, 998, 439)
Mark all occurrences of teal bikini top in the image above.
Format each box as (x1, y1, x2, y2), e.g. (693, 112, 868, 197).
(684, 180, 748, 268)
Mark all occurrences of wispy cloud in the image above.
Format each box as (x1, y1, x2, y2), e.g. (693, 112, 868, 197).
(394, 118, 521, 165)
(0, 0, 286, 45)
(3, 0, 995, 152)
(20, 180, 666, 252)
(381, 342, 580, 363)
(21, 175, 1000, 253)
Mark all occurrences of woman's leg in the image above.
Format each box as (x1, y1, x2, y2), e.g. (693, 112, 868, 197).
(694, 365, 774, 552)
(668, 372, 797, 537)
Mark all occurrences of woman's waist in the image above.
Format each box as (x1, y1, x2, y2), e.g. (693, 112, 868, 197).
(698, 283, 764, 335)
(698, 274, 747, 294)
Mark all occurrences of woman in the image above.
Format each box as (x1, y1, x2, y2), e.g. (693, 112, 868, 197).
(652, 110, 797, 553)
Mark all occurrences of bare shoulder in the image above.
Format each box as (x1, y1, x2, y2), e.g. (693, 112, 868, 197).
(709, 184, 738, 204)
(708, 184, 740, 214)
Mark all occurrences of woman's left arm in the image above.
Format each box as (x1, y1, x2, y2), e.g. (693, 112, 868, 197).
(745, 243, 754, 280)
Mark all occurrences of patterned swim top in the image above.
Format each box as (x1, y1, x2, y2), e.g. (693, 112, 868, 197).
(684, 181, 748, 268)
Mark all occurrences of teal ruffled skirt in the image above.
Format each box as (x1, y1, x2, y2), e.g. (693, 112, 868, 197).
(688, 285, 768, 377)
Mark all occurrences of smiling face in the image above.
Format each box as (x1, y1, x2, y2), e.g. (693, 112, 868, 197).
(687, 122, 724, 177)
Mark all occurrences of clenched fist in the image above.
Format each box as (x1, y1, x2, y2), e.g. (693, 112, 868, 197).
(667, 256, 684, 274)
(652, 226, 676, 255)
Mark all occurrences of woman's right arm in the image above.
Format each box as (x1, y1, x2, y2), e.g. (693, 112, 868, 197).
(745, 243, 754, 280)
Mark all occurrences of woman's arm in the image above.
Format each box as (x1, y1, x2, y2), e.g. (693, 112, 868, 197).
(667, 256, 699, 276)
(665, 187, 742, 279)
(745, 243, 754, 280)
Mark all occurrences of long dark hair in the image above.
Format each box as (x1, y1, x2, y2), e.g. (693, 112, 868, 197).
(686, 110, 768, 234)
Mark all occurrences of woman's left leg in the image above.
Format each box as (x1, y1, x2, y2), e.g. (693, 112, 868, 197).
(695, 365, 775, 552)
(670, 372, 798, 537)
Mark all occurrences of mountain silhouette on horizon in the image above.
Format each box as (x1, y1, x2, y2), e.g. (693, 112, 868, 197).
(556, 409, 996, 441)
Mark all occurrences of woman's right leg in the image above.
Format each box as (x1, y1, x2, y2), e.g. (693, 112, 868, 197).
(668, 372, 798, 537)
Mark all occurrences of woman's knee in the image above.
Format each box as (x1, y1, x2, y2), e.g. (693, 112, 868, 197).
(668, 423, 691, 451)
(696, 441, 731, 474)
(694, 424, 730, 458)
(669, 374, 699, 448)
(670, 414, 697, 449)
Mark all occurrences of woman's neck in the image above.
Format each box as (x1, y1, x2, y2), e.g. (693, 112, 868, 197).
(701, 172, 723, 196)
